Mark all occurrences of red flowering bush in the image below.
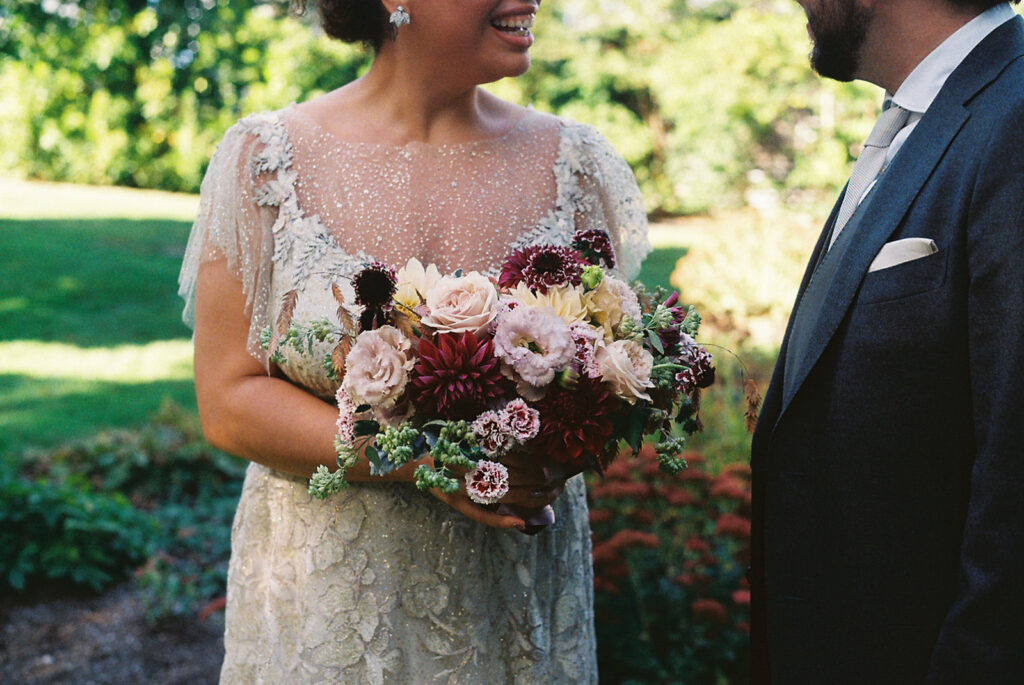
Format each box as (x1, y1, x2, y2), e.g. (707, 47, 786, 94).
(589, 444, 751, 684)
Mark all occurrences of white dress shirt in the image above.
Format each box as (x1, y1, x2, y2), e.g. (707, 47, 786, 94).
(857, 3, 1017, 203)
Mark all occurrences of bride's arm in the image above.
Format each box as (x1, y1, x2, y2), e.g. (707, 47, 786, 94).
(193, 258, 543, 529)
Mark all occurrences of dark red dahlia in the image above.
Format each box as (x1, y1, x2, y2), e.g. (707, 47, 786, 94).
(571, 229, 616, 269)
(353, 262, 396, 309)
(410, 332, 507, 420)
(498, 245, 586, 293)
(532, 375, 620, 469)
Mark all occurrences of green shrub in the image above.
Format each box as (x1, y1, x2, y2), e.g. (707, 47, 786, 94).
(16, 401, 244, 620)
(0, 473, 159, 592)
(1, 0, 879, 214)
(589, 446, 751, 684)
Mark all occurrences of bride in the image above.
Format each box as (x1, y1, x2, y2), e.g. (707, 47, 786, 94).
(178, 0, 650, 681)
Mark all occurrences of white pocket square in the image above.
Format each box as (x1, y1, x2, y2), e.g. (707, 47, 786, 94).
(868, 238, 938, 273)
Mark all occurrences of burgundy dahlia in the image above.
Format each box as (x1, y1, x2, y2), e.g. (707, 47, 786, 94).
(410, 332, 507, 420)
(353, 261, 397, 309)
(571, 229, 616, 269)
(532, 375, 619, 469)
(498, 245, 586, 293)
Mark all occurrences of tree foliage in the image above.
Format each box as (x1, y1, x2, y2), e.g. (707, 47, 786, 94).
(0, 0, 880, 214)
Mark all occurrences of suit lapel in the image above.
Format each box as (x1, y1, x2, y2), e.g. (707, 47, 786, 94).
(776, 102, 970, 419)
(769, 16, 1024, 431)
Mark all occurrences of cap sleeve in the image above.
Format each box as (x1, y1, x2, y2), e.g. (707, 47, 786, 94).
(177, 118, 279, 365)
(570, 124, 651, 281)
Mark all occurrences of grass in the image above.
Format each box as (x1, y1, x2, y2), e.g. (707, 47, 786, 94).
(0, 178, 816, 467)
(0, 179, 199, 460)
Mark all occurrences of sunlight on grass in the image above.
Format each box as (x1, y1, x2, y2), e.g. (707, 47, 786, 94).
(0, 340, 194, 382)
(0, 177, 199, 221)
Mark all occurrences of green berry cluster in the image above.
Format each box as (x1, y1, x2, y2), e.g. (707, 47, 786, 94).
(376, 425, 419, 467)
(414, 464, 460, 494)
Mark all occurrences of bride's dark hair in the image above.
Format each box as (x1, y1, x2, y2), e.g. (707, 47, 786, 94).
(292, 0, 392, 51)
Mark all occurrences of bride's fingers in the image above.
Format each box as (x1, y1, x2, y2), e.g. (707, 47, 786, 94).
(429, 488, 526, 530)
(501, 484, 565, 507)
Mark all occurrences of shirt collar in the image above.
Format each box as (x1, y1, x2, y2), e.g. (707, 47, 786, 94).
(886, 3, 1017, 114)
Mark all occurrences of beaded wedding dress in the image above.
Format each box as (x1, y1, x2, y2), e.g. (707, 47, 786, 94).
(178, 103, 650, 684)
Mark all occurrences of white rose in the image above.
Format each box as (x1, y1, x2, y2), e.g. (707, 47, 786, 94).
(341, 326, 415, 409)
(395, 258, 442, 309)
(420, 272, 499, 338)
(596, 339, 655, 404)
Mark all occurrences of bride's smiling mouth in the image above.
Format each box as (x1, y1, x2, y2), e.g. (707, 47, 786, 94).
(490, 11, 537, 47)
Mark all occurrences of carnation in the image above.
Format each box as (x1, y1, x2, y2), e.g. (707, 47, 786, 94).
(472, 411, 515, 457)
(501, 398, 541, 442)
(465, 460, 510, 505)
(420, 272, 499, 338)
(340, 326, 414, 409)
(492, 306, 575, 398)
(498, 245, 586, 293)
(678, 334, 716, 390)
(569, 322, 602, 379)
(596, 339, 655, 404)
(335, 386, 357, 443)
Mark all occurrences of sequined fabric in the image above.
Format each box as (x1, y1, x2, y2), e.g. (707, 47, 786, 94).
(178, 104, 650, 684)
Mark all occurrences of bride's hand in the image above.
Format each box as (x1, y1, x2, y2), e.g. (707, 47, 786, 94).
(426, 453, 567, 530)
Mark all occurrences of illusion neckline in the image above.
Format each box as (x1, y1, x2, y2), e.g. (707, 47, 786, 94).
(285, 103, 538, 152)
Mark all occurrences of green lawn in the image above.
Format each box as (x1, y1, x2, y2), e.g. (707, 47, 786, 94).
(1, 179, 724, 462)
(0, 179, 199, 460)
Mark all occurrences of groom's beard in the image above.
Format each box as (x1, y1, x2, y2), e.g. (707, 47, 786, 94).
(806, 0, 871, 82)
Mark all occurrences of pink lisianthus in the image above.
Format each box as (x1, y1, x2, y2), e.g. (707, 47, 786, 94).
(335, 387, 357, 443)
(501, 398, 541, 442)
(472, 411, 515, 457)
(492, 306, 575, 399)
(465, 460, 511, 505)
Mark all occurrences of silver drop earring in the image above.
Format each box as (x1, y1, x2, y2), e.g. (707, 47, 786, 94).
(389, 6, 411, 28)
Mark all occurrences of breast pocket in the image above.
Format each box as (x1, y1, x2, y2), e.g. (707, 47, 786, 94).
(855, 247, 949, 305)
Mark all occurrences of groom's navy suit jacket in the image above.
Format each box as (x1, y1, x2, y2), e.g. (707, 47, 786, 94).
(751, 17, 1024, 685)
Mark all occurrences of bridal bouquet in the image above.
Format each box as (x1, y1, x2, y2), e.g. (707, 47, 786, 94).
(266, 229, 714, 517)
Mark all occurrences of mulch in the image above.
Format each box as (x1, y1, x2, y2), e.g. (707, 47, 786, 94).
(0, 584, 224, 684)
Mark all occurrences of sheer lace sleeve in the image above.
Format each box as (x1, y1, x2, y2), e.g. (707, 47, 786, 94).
(567, 124, 651, 281)
(177, 117, 279, 367)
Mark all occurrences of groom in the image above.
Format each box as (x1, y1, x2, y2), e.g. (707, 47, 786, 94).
(750, 0, 1024, 681)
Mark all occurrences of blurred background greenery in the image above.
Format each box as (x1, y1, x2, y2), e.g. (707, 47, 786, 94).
(0, 0, 892, 682)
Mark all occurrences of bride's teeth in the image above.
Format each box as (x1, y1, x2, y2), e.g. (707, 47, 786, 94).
(492, 14, 535, 31)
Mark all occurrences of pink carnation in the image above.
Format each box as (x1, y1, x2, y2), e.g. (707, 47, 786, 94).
(569, 323, 602, 379)
(472, 411, 515, 457)
(492, 306, 575, 397)
(335, 387, 357, 443)
(501, 398, 541, 442)
(465, 460, 510, 505)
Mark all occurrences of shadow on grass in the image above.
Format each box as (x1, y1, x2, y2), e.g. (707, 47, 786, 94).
(0, 218, 193, 346)
(0, 374, 197, 462)
(638, 246, 689, 292)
